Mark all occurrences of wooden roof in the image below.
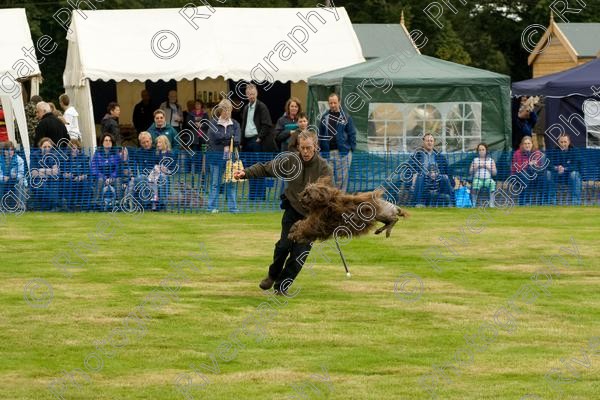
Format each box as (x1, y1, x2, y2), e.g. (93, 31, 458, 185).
(528, 17, 600, 65)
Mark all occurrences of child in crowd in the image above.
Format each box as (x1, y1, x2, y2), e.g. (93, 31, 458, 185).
(469, 143, 497, 207)
(149, 135, 174, 211)
(0, 141, 27, 210)
(287, 113, 310, 153)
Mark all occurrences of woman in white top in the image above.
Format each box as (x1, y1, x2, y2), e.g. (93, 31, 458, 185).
(469, 143, 497, 207)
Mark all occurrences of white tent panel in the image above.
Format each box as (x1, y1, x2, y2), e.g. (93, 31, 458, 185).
(2, 94, 30, 165)
(0, 8, 41, 163)
(64, 7, 365, 85)
(0, 8, 41, 78)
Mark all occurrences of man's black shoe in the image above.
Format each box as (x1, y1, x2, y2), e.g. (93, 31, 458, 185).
(259, 276, 275, 290)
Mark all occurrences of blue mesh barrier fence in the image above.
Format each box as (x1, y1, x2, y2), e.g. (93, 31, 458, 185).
(1, 147, 598, 213)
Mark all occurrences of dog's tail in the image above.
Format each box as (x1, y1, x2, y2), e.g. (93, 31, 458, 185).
(397, 206, 410, 219)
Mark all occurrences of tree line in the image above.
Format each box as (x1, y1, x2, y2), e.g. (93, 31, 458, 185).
(6, 0, 600, 103)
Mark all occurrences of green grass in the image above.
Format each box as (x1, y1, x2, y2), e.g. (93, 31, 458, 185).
(1, 207, 599, 400)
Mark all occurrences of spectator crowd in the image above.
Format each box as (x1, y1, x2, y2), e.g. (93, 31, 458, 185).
(0, 87, 593, 212)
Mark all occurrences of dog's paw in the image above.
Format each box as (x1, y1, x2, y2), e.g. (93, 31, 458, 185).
(288, 223, 301, 242)
(398, 207, 410, 218)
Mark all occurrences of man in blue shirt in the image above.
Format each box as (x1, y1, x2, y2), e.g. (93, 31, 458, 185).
(512, 96, 538, 150)
(318, 93, 356, 192)
(241, 84, 275, 201)
(409, 133, 454, 207)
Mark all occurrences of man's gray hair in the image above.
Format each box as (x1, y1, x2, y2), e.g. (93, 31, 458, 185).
(138, 131, 152, 141)
(36, 101, 51, 114)
(245, 83, 257, 94)
(298, 129, 318, 146)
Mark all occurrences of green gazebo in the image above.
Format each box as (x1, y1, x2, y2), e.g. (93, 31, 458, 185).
(307, 53, 511, 152)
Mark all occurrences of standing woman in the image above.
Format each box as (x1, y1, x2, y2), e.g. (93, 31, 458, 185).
(275, 97, 301, 152)
(207, 99, 241, 213)
(469, 143, 497, 207)
(160, 90, 183, 132)
(185, 99, 209, 173)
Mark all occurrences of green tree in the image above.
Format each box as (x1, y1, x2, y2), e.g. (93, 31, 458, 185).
(430, 20, 471, 65)
(5, 0, 600, 99)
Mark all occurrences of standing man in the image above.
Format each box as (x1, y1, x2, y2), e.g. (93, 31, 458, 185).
(59, 94, 81, 140)
(160, 90, 183, 132)
(234, 130, 332, 295)
(241, 83, 275, 201)
(24, 95, 43, 145)
(133, 90, 155, 133)
(101, 102, 121, 145)
(512, 96, 538, 150)
(34, 102, 70, 146)
(318, 93, 356, 192)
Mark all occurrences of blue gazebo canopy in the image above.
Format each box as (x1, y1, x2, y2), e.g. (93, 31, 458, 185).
(513, 58, 600, 98)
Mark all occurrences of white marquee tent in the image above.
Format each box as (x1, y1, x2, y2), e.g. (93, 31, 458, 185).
(63, 6, 365, 149)
(0, 8, 41, 163)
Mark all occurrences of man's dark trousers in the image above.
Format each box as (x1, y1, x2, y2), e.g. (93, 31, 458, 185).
(244, 137, 266, 201)
(269, 205, 312, 291)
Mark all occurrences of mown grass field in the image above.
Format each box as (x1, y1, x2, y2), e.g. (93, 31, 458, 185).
(1, 207, 599, 400)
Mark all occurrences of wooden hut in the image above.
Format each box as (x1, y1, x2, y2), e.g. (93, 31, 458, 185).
(529, 14, 600, 78)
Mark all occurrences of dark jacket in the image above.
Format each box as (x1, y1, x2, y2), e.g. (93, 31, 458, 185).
(34, 113, 69, 147)
(318, 108, 356, 155)
(548, 146, 582, 174)
(132, 101, 155, 133)
(512, 109, 538, 150)
(184, 110, 209, 146)
(207, 119, 241, 165)
(244, 152, 332, 216)
(30, 148, 60, 180)
(63, 151, 90, 179)
(91, 148, 121, 180)
(409, 148, 451, 177)
(241, 100, 276, 152)
(101, 114, 121, 144)
(132, 147, 157, 176)
(275, 113, 298, 152)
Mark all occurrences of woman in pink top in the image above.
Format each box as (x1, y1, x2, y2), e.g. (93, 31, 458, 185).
(510, 136, 550, 205)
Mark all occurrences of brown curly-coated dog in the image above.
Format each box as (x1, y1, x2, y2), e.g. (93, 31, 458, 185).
(288, 177, 409, 243)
